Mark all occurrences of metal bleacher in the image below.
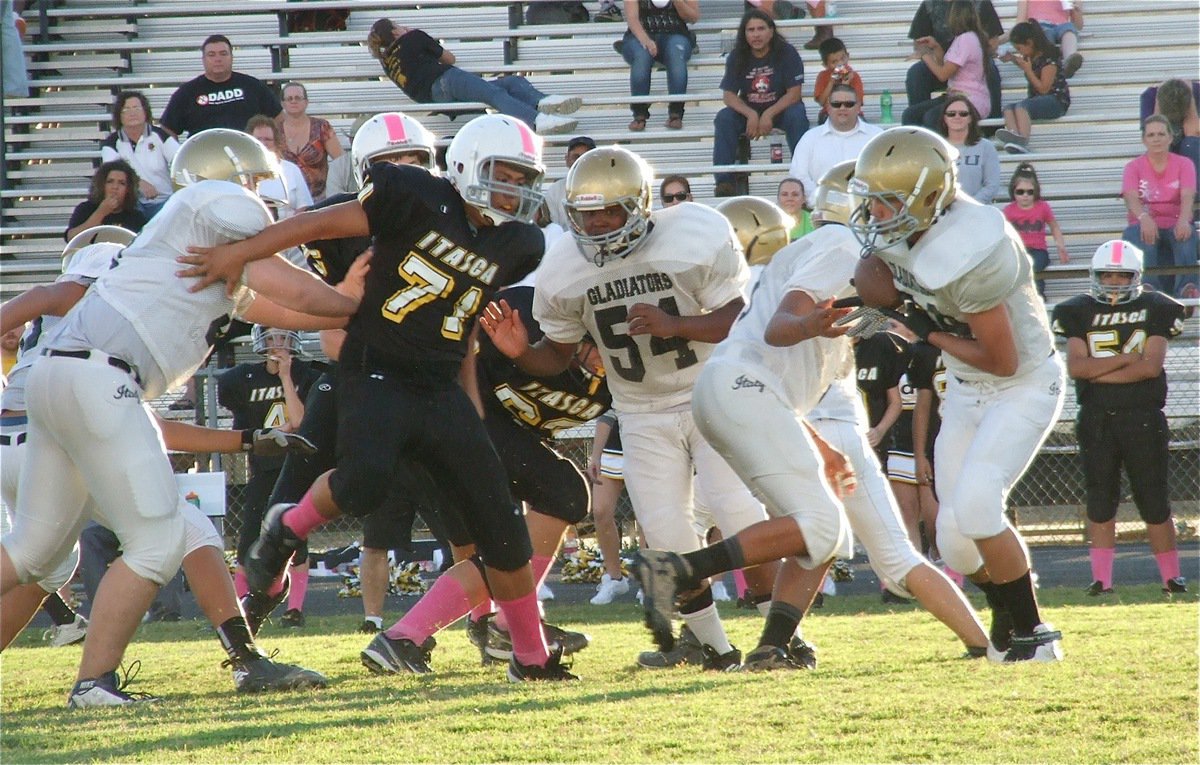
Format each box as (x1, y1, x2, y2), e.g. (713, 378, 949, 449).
(2, 0, 1198, 306)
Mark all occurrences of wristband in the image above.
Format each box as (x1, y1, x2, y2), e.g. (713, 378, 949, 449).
(240, 429, 254, 451)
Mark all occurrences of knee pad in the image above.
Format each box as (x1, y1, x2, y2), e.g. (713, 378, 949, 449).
(935, 508, 984, 576)
(119, 511, 187, 586)
(951, 471, 1011, 541)
(38, 544, 80, 594)
(329, 461, 393, 519)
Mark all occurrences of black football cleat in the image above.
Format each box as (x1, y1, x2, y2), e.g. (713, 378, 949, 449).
(631, 550, 693, 652)
(360, 633, 435, 675)
(506, 647, 579, 682)
(240, 572, 290, 638)
(246, 504, 305, 594)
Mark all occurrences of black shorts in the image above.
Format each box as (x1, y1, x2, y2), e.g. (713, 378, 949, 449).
(268, 369, 339, 507)
(1077, 406, 1172, 525)
(361, 460, 469, 550)
(484, 410, 590, 525)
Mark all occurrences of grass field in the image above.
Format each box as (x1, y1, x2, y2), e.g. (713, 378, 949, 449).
(2, 585, 1196, 764)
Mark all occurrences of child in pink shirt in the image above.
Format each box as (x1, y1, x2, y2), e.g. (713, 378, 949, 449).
(902, 2, 991, 129)
(1003, 162, 1068, 297)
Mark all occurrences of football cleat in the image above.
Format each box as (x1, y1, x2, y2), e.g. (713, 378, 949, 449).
(466, 614, 498, 665)
(225, 653, 327, 693)
(962, 645, 990, 659)
(994, 624, 1063, 663)
(636, 626, 705, 669)
(989, 607, 1014, 653)
(881, 589, 913, 605)
(358, 620, 382, 635)
(279, 608, 305, 628)
(360, 633, 435, 675)
(1084, 580, 1114, 597)
(1163, 577, 1188, 596)
(631, 550, 694, 652)
(484, 620, 590, 661)
(507, 647, 579, 682)
(246, 504, 306, 595)
(240, 572, 291, 638)
(67, 662, 158, 708)
(46, 614, 89, 647)
(701, 644, 742, 672)
(787, 636, 819, 670)
(739, 644, 801, 672)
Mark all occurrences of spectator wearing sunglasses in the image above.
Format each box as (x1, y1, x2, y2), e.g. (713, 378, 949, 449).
(659, 174, 693, 208)
(787, 83, 880, 201)
(1003, 161, 1068, 297)
(935, 92, 1000, 203)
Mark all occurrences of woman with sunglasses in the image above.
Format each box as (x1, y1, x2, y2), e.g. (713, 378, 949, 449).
(1003, 161, 1068, 297)
(935, 93, 1000, 203)
(659, 174, 693, 207)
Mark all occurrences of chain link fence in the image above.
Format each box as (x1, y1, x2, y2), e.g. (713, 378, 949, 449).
(155, 323, 1199, 555)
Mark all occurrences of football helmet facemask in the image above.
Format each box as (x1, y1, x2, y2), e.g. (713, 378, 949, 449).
(352, 112, 437, 188)
(563, 146, 653, 266)
(811, 160, 857, 226)
(251, 325, 303, 357)
(170, 129, 286, 209)
(61, 225, 136, 271)
(715, 196, 793, 267)
(445, 114, 545, 225)
(848, 126, 957, 255)
(1089, 239, 1144, 305)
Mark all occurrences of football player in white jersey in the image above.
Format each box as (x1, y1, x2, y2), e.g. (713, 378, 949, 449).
(714, 176, 991, 670)
(848, 126, 1064, 663)
(480, 145, 775, 669)
(0, 130, 361, 706)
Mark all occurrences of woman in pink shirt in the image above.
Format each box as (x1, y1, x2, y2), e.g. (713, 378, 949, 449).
(902, 1, 991, 129)
(1122, 115, 1198, 297)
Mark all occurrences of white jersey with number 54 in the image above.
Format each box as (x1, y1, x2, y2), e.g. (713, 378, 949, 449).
(534, 202, 749, 413)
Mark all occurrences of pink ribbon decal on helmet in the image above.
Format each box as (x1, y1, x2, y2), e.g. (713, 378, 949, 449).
(381, 113, 409, 143)
(1111, 240, 1124, 266)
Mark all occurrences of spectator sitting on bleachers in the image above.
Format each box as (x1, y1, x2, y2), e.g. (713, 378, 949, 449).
(776, 177, 813, 239)
(543, 135, 596, 228)
(159, 35, 281, 139)
(246, 116, 314, 251)
(995, 21, 1070, 155)
(813, 36, 864, 125)
(1141, 78, 1200, 178)
(788, 84, 879, 202)
(275, 82, 345, 203)
(658, 174, 693, 208)
(712, 9, 809, 197)
(1003, 161, 1068, 297)
(903, 1, 993, 129)
(1014, 0, 1083, 79)
(365, 17, 582, 136)
(906, 0, 1004, 121)
(934, 92, 1000, 204)
(64, 160, 147, 242)
(620, 1, 699, 132)
(1121, 115, 1198, 299)
(100, 91, 181, 220)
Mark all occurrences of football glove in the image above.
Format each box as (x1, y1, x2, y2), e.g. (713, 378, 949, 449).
(243, 428, 318, 457)
(881, 301, 939, 342)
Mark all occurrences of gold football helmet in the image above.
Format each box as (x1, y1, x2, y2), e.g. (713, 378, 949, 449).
(811, 160, 856, 226)
(848, 126, 957, 254)
(716, 196, 793, 267)
(170, 128, 285, 206)
(563, 146, 652, 265)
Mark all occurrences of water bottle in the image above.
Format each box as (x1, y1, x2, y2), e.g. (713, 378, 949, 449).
(880, 90, 894, 124)
(185, 491, 201, 511)
(826, 1, 838, 18)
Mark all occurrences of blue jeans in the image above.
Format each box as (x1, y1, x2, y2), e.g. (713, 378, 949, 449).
(1027, 247, 1049, 297)
(430, 67, 546, 126)
(1037, 20, 1078, 44)
(621, 31, 692, 119)
(906, 56, 1002, 119)
(1006, 93, 1067, 121)
(1122, 223, 1199, 297)
(712, 104, 809, 187)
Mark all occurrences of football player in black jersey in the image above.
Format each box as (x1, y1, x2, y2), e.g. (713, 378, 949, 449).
(1051, 240, 1188, 596)
(853, 330, 908, 469)
(180, 114, 577, 681)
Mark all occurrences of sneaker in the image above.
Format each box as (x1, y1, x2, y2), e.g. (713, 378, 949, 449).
(1085, 580, 1114, 596)
(590, 573, 630, 605)
(1163, 576, 1188, 595)
(1063, 52, 1083, 78)
(240, 572, 291, 638)
(279, 608, 305, 628)
(226, 653, 327, 693)
(989, 607, 1014, 653)
(710, 580, 732, 602)
(740, 644, 800, 672)
(631, 550, 693, 652)
(47, 614, 88, 647)
(637, 626, 705, 668)
(246, 504, 305, 594)
(996, 623, 1063, 663)
(787, 636, 818, 670)
(593, 5, 622, 22)
(358, 619, 382, 635)
(1004, 142, 1030, 155)
(360, 633, 436, 675)
(67, 662, 158, 708)
(537, 583, 555, 600)
(507, 647, 579, 682)
(537, 94, 581, 116)
(701, 644, 742, 671)
(533, 113, 578, 136)
(995, 128, 1028, 147)
(881, 589, 913, 605)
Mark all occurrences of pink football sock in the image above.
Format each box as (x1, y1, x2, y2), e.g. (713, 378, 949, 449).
(943, 565, 965, 588)
(234, 568, 248, 599)
(497, 590, 549, 667)
(287, 563, 309, 611)
(1089, 546, 1115, 589)
(732, 568, 749, 599)
(1154, 550, 1181, 585)
(384, 574, 472, 644)
(282, 491, 326, 539)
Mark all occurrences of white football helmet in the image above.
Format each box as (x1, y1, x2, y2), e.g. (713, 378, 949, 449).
(170, 128, 286, 209)
(61, 225, 136, 271)
(563, 145, 653, 266)
(1090, 239, 1144, 305)
(351, 112, 437, 187)
(251, 325, 303, 357)
(445, 114, 545, 225)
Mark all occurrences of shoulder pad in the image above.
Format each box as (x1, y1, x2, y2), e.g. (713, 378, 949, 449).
(910, 197, 1007, 290)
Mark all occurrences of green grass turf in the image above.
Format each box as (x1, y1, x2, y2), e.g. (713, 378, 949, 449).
(2, 586, 1196, 764)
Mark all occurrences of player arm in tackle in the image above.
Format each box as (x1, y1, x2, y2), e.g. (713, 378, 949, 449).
(1088, 335, 1169, 384)
(764, 289, 853, 347)
(178, 200, 371, 295)
(478, 298, 578, 378)
(0, 280, 88, 334)
(241, 248, 369, 329)
(626, 297, 745, 344)
(1062, 336, 1138, 380)
(155, 414, 316, 457)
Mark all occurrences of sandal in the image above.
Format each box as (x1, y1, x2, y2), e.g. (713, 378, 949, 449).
(664, 116, 683, 130)
(628, 117, 647, 132)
